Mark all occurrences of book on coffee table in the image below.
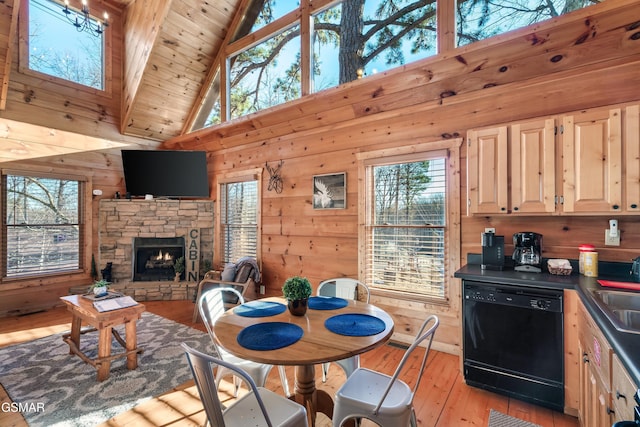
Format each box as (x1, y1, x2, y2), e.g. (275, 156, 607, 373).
(93, 296, 139, 312)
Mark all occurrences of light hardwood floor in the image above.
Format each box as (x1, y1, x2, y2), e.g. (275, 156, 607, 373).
(0, 300, 579, 427)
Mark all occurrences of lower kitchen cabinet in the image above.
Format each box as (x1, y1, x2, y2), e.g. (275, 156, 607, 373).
(577, 297, 638, 426)
(611, 353, 638, 423)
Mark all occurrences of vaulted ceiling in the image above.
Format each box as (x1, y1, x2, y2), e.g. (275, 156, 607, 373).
(0, 0, 240, 159)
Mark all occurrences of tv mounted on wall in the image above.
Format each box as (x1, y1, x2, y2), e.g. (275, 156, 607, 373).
(121, 150, 210, 198)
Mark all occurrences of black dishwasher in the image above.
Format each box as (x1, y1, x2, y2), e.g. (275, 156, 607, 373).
(463, 280, 564, 411)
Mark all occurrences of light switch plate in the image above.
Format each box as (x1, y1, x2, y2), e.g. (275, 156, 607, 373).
(605, 229, 620, 246)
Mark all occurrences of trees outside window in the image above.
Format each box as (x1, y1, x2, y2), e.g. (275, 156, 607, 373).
(3, 174, 84, 278)
(456, 0, 598, 47)
(23, 0, 106, 90)
(220, 180, 259, 263)
(364, 156, 447, 298)
(194, 0, 597, 128)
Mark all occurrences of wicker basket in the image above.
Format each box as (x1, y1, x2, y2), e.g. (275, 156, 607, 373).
(548, 266, 572, 275)
(547, 259, 572, 275)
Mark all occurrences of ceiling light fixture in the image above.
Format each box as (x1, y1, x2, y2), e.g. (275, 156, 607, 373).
(62, 0, 108, 36)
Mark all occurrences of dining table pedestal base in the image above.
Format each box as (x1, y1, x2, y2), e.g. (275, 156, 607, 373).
(292, 364, 333, 426)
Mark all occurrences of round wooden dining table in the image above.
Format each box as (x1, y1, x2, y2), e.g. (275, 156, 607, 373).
(212, 296, 394, 427)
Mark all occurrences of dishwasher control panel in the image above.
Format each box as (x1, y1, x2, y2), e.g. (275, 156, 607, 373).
(463, 283, 563, 313)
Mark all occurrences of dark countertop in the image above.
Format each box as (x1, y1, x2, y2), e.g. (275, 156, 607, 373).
(455, 260, 640, 387)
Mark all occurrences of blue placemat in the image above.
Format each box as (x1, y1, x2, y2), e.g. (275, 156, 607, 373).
(325, 313, 386, 336)
(237, 322, 304, 351)
(234, 300, 286, 317)
(309, 296, 349, 310)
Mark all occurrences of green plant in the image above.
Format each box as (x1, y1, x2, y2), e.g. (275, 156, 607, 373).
(174, 256, 185, 274)
(89, 279, 110, 292)
(282, 276, 312, 301)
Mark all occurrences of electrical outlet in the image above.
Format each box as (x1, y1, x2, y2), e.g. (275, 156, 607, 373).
(484, 228, 496, 233)
(605, 229, 620, 246)
(259, 285, 265, 295)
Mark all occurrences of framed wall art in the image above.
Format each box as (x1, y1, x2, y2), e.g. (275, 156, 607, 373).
(313, 172, 346, 209)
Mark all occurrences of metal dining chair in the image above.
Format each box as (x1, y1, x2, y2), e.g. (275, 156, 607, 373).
(317, 278, 371, 383)
(331, 315, 440, 427)
(198, 287, 291, 397)
(182, 343, 308, 427)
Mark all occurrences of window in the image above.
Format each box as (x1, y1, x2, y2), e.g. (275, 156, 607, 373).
(2, 172, 85, 278)
(456, 0, 598, 47)
(21, 0, 107, 91)
(228, 26, 301, 120)
(359, 141, 461, 301)
(193, 0, 439, 128)
(219, 177, 260, 264)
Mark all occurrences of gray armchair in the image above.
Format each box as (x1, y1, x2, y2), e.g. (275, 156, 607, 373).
(192, 257, 261, 323)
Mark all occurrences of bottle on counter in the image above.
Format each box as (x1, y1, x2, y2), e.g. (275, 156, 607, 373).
(583, 248, 598, 277)
(579, 244, 596, 275)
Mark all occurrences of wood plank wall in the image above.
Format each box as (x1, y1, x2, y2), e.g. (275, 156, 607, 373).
(163, 0, 640, 353)
(0, 0, 638, 354)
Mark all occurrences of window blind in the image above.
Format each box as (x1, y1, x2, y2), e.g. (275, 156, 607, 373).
(365, 156, 447, 299)
(220, 180, 258, 263)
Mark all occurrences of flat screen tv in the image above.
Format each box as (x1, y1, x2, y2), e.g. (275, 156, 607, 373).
(121, 150, 209, 198)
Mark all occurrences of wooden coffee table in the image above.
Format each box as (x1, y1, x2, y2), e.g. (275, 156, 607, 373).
(60, 295, 146, 381)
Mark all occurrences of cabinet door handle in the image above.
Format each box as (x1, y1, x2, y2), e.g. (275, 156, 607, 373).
(616, 390, 627, 401)
(607, 406, 615, 415)
(583, 353, 589, 363)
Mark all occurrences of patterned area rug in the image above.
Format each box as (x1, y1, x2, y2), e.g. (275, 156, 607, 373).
(488, 409, 542, 427)
(0, 312, 213, 427)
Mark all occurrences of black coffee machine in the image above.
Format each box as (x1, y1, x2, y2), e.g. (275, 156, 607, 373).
(512, 232, 543, 272)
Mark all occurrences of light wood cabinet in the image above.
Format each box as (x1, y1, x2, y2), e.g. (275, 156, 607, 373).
(611, 353, 638, 423)
(578, 300, 613, 427)
(577, 298, 638, 426)
(466, 103, 638, 216)
(561, 108, 622, 213)
(624, 105, 640, 213)
(467, 126, 508, 214)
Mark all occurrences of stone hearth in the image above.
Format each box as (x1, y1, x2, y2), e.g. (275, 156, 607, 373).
(97, 199, 214, 301)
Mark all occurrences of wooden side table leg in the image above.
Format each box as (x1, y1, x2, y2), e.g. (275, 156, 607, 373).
(97, 326, 112, 381)
(69, 315, 82, 354)
(125, 320, 138, 370)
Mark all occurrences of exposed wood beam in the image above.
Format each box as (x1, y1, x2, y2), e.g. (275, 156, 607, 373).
(0, 0, 20, 110)
(0, 118, 130, 163)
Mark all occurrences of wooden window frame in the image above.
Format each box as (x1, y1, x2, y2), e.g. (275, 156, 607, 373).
(1, 166, 93, 285)
(215, 168, 263, 269)
(357, 139, 462, 305)
(17, 0, 114, 96)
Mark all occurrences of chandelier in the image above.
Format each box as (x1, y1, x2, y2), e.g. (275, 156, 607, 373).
(62, 0, 109, 36)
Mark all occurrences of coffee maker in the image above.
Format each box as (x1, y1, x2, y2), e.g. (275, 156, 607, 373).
(512, 232, 543, 272)
(481, 232, 505, 270)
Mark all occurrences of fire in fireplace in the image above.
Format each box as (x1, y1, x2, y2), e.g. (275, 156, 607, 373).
(132, 237, 185, 281)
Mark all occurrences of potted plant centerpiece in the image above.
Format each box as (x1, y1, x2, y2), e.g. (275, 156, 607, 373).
(282, 276, 313, 316)
(89, 279, 110, 297)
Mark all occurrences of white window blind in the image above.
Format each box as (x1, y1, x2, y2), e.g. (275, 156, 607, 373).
(220, 180, 258, 263)
(365, 155, 447, 299)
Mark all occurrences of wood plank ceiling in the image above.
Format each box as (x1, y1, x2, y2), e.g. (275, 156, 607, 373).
(0, 0, 238, 144)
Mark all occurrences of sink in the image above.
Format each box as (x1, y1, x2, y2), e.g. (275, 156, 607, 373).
(589, 289, 640, 334)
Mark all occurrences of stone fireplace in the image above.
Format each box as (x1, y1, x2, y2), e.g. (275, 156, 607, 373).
(97, 199, 214, 301)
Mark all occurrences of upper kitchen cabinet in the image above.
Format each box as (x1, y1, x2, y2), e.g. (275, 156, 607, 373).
(624, 105, 640, 213)
(561, 108, 622, 213)
(467, 118, 554, 215)
(467, 103, 638, 216)
(467, 126, 508, 214)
